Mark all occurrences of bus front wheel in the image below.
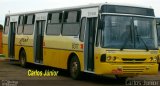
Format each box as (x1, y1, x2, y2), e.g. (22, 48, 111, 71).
(19, 50, 27, 67)
(69, 56, 81, 79)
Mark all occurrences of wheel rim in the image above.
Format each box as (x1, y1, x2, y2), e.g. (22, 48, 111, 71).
(21, 57, 25, 65)
(20, 52, 25, 66)
(71, 61, 78, 77)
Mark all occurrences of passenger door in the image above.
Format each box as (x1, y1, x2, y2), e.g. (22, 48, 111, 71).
(8, 16, 19, 59)
(34, 13, 47, 63)
(81, 7, 99, 72)
(84, 18, 97, 71)
(34, 21, 45, 63)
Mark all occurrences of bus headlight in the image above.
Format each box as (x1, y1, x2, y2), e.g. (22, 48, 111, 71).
(107, 56, 112, 61)
(100, 55, 117, 62)
(153, 57, 157, 61)
(113, 56, 117, 61)
(150, 57, 153, 61)
(150, 57, 157, 61)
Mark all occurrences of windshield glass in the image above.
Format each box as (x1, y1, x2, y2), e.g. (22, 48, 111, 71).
(102, 15, 157, 50)
(134, 17, 155, 49)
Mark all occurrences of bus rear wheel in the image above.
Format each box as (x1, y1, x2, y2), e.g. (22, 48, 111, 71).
(69, 56, 81, 79)
(19, 50, 27, 67)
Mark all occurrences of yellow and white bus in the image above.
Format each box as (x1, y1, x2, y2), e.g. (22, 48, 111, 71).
(3, 3, 159, 80)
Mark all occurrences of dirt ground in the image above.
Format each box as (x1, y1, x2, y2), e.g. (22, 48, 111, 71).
(0, 61, 160, 86)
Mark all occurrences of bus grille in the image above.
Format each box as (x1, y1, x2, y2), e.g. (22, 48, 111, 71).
(122, 66, 145, 73)
(122, 58, 146, 63)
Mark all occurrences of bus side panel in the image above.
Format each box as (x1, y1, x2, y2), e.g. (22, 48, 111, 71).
(57, 50, 84, 70)
(14, 45, 21, 60)
(43, 48, 59, 67)
(14, 35, 23, 60)
(23, 46, 34, 63)
(72, 51, 84, 71)
(2, 45, 8, 58)
(14, 35, 34, 63)
(2, 34, 9, 58)
(43, 36, 70, 69)
(43, 48, 84, 71)
(43, 36, 84, 71)
(23, 35, 34, 63)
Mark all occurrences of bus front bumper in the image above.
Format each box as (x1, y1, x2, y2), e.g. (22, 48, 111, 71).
(96, 63, 158, 77)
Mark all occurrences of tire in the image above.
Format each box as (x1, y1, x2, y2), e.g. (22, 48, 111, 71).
(69, 56, 81, 80)
(19, 50, 27, 67)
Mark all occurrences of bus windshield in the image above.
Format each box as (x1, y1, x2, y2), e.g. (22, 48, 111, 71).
(102, 15, 157, 50)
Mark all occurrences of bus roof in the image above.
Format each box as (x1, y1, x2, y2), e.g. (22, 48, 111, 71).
(6, 2, 153, 16)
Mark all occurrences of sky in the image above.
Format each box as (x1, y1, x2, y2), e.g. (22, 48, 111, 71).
(0, 0, 160, 25)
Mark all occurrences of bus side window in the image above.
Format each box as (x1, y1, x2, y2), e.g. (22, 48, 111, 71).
(17, 16, 24, 34)
(80, 18, 86, 42)
(46, 12, 62, 35)
(62, 11, 81, 36)
(4, 17, 10, 34)
(23, 15, 35, 35)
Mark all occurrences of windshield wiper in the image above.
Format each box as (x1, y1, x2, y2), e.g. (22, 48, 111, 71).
(136, 34, 149, 51)
(135, 27, 149, 51)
